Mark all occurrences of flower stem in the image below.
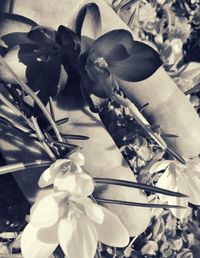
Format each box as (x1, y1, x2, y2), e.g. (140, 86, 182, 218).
(0, 55, 63, 143)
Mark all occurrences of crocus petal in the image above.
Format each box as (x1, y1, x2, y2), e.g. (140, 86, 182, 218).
(94, 206, 129, 247)
(28, 26, 56, 46)
(80, 198, 104, 224)
(158, 173, 189, 219)
(58, 216, 97, 258)
(167, 195, 189, 219)
(110, 41, 162, 82)
(30, 194, 60, 228)
(156, 166, 177, 203)
(69, 151, 85, 167)
(0, 45, 27, 84)
(54, 173, 94, 197)
(21, 223, 58, 258)
(149, 160, 172, 174)
(107, 44, 129, 61)
(18, 43, 62, 102)
(75, 3, 102, 53)
(85, 56, 113, 98)
(91, 29, 133, 59)
(1, 32, 32, 48)
(156, 166, 189, 219)
(38, 159, 71, 188)
(185, 176, 200, 205)
(0, 12, 37, 41)
(56, 25, 80, 66)
(186, 160, 200, 177)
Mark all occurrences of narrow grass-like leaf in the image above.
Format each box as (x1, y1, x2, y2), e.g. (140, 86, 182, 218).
(61, 133, 89, 140)
(161, 133, 178, 138)
(96, 197, 186, 209)
(49, 97, 56, 121)
(0, 115, 33, 135)
(66, 146, 80, 156)
(166, 147, 186, 165)
(53, 140, 79, 149)
(185, 83, 200, 95)
(0, 254, 23, 258)
(0, 160, 51, 175)
(46, 118, 69, 131)
(94, 178, 187, 197)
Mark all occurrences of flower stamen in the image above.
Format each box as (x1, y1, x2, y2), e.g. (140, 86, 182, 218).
(94, 57, 108, 72)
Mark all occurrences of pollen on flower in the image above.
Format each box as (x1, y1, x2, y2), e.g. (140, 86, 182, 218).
(61, 162, 71, 172)
(94, 57, 108, 72)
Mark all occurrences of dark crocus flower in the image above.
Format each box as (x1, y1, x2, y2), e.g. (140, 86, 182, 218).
(0, 24, 80, 105)
(81, 29, 162, 99)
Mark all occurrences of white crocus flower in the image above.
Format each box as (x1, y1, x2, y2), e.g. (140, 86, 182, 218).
(21, 172, 129, 258)
(38, 151, 85, 188)
(150, 159, 200, 219)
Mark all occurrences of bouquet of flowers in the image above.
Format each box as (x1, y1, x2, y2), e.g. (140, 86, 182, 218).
(0, 0, 200, 257)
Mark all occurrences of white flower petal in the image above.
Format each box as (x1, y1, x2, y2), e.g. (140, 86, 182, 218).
(167, 196, 189, 219)
(81, 199, 104, 224)
(30, 194, 60, 228)
(38, 159, 71, 188)
(21, 223, 58, 258)
(69, 151, 85, 166)
(186, 160, 200, 177)
(58, 216, 97, 258)
(149, 160, 172, 174)
(186, 176, 200, 205)
(94, 206, 129, 247)
(54, 173, 94, 197)
(157, 169, 189, 219)
(156, 166, 177, 203)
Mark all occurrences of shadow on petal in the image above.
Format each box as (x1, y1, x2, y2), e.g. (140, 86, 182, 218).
(58, 216, 97, 258)
(92, 29, 134, 59)
(21, 223, 58, 258)
(94, 206, 129, 247)
(110, 41, 162, 82)
(1, 32, 32, 48)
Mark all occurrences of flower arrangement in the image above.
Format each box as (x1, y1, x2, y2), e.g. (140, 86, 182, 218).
(0, 0, 199, 258)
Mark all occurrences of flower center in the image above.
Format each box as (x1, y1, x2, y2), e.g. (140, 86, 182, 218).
(68, 201, 84, 219)
(94, 57, 108, 72)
